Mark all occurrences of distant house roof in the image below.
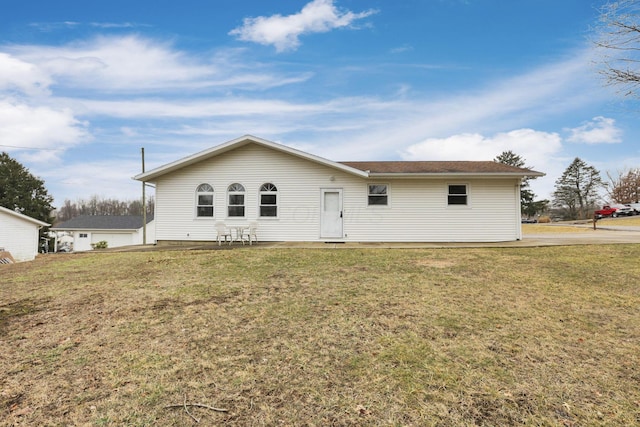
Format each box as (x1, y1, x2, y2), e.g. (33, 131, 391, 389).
(52, 215, 153, 231)
(0, 206, 50, 227)
(133, 135, 543, 182)
(341, 161, 544, 177)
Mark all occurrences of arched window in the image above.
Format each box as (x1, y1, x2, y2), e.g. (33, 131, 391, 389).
(259, 183, 278, 217)
(227, 183, 245, 217)
(196, 184, 214, 217)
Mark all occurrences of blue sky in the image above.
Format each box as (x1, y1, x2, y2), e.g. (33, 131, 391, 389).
(1, 0, 638, 206)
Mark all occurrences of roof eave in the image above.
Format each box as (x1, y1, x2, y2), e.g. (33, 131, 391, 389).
(369, 172, 546, 179)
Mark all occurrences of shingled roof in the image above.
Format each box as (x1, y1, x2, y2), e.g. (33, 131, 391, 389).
(52, 215, 153, 231)
(340, 161, 543, 176)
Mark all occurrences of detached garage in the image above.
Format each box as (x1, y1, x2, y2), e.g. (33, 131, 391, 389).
(52, 215, 155, 251)
(0, 206, 50, 262)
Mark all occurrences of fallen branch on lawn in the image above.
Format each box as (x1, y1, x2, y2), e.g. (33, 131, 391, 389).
(165, 396, 228, 423)
(166, 402, 228, 413)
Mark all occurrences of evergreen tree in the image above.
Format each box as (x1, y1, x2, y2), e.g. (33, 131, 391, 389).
(552, 157, 604, 220)
(0, 152, 54, 223)
(494, 150, 538, 215)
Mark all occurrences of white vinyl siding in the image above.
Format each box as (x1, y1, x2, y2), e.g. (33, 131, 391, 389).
(0, 211, 43, 262)
(153, 143, 522, 243)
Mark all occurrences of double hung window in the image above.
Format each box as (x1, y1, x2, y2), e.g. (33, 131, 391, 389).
(196, 183, 214, 217)
(368, 184, 388, 206)
(228, 183, 245, 217)
(259, 183, 278, 217)
(448, 184, 468, 205)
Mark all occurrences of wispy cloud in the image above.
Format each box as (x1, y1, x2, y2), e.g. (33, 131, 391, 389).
(566, 116, 622, 144)
(229, 0, 377, 52)
(89, 22, 144, 29)
(30, 21, 146, 31)
(6, 36, 313, 93)
(29, 21, 81, 32)
(390, 45, 413, 54)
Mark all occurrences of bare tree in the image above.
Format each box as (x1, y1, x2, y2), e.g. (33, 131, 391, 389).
(606, 168, 640, 202)
(56, 195, 155, 222)
(595, 0, 640, 97)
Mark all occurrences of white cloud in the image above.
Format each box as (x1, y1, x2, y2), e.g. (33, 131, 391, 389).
(0, 53, 51, 95)
(6, 36, 313, 93)
(89, 22, 140, 29)
(14, 36, 215, 92)
(0, 98, 89, 158)
(401, 128, 562, 164)
(566, 116, 622, 144)
(229, 0, 377, 52)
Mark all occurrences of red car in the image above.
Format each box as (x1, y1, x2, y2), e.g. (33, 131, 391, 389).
(594, 204, 633, 218)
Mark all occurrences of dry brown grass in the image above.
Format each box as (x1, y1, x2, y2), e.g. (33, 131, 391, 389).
(2, 246, 640, 426)
(521, 224, 591, 234)
(523, 215, 640, 234)
(598, 216, 640, 226)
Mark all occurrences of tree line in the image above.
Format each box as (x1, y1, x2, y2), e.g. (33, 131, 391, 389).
(56, 196, 155, 223)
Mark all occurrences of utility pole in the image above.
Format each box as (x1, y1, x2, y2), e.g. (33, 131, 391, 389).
(142, 147, 146, 245)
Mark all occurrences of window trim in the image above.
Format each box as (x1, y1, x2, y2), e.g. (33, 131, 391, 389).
(259, 182, 278, 218)
(367, 183, 389, 207)
(195, 183, 215, 218)
(447, 183, 469, 206)
(227, 183, 246, 218)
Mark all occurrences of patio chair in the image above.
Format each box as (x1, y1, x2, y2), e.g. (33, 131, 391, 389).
(215, 222, 232, 246)
(241, 221, 258, 245)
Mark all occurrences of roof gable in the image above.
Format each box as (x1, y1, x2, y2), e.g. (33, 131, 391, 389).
(134, 135, 368, 182)
(52, 215, 153, 231)
(0, 206, 50, 227)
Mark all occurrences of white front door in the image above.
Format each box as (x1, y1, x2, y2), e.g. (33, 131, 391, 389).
(321, 189, 343, 239)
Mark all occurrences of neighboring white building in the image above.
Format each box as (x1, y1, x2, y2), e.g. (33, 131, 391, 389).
(134, 135, 544, 244)
(0, 206, 50, 262)
(51, 215, 155, 251)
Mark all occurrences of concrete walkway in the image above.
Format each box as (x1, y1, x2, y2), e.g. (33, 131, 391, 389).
(102, 225, 639, 252)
